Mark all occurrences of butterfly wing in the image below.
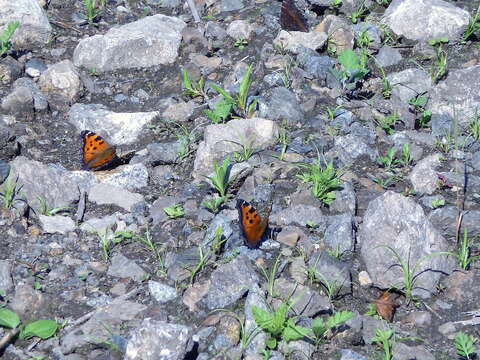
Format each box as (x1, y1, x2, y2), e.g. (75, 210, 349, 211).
(280, 0, 309, 32)
(237, 199, 268, 248)
(81, 130, 118, 171)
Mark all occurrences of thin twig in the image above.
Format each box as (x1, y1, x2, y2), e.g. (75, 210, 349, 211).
(0, 327, 20, 352)
(186, 0, 201, 23)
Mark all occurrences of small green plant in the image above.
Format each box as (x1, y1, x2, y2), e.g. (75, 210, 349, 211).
(400, 143, 413, 167)
(330, 49, 369, 90)
(357, 29, 373, 48)
(377, 147, 399, 171)
(83, 0, 105, 24)
(325, 105, 344, 121)
(233, 141, 256, 162)
(428, 37, 448, 83)
(307, 266, 342, 304)
(375, 113, 399, 135)
(0, 307, 59, 347)
(187, 245, 208, 285)
(173, 123, 198, 160)
(210, 64, 257, 118)
(212, 310, 261, 350)
(378, 66, 392, 99)
(463, 4, 480, 42)
(201, 195, 227, 214)
(204, 97, 234, 123)
(468, 111, 480, 141)
(277, 122, 291, 161)
(444, 229, 480, 271)
(349, 1, 369, 23)
(455, 332, 478, 360)
(96, 227, 129, 261)
(258, 253, 283, 298)
(377, 245, 443, 301)
(37, 196, 71, 216)
(163, 204, 184, 219)
(373, 175, 397, 189)
(408, 94, 431, 128)
(297, 159, 343, 205)
(371, 328, 394, 360)
(182, 69, 206, 99)
(310, 311, 354, 346)
(330, 0, 342, 8)
(0, 21, 20, 57)
(431, 198, 445, 209)
(252, 303, 311, 350)
(380, 23, 396, 46)
(137, 226, 167, 275)
(0, 177, 23, 209)
(204, 157, 232, 198)
(234, 38, 248, 50)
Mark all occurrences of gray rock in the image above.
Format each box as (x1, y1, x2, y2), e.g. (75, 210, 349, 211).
(420, 194, 445, 209)
(431, 113, 454, 137)
(125, 320, 192, 360)
(69, 103, 158, 145)
(330, 181, 356, 215)
(146, 0, 181, 6)
(79, 213, 121, 234)
(38, 60, 83, 104)
(361, 315, 389, 345)
(226, 20, 254, 40)
(0, 160, 10, 184)
(0, 260, 13, 293)
(9, 157, 80, 213)
(108, 253, 147, 282)
(296, 51, 335, 85)
(25, 58, 47, 77)
(87, 163, 149, 192)
(334, 134, 379, 164)
(325, 213, 355, 254)
(73, 15, 186, 72)
(408, 153, 442, 195)
(392, 343, 435, 360)
(375, 46, 402, 67)
(259, 87, 304, 124)
(274, 278, 331, 316)
(428, 65, 480, 127)
(388, 68, 432, 104)
(151, 165, 179, 186)
(221, 0, 245, 11)
(203, 255, 260, 309)
(10, 284, 44, 318)
(89, 183, 144, 211)
(0, 0, 52, 48)
(340, 349, 368, 360)
(148, 280, 178, 303)
(162, 100, 195, 122)
(193, 118, 278, 180)
(150, 196, 182, 225)
(14, 77, 48, 111)
(39, 215, 76, 234)
(61, 299, 146, 354)
(383, 0, 470, 42)
(472, 151, 480, 171)
(359, 191, 455, 298)
(205, 21, 228, 42)
(273, 30, 328, 54)
(316, 15, 354, 53)
(270, 205, 326, 229)
(0, 56, 23, 84)
(308, 251, 352, 295)
(146, 142, 183, 165)
(429, 206, 480, 237)
(1, 85, 33, 118)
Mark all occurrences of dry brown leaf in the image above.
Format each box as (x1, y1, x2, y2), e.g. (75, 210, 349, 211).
(373, 291, 396, 322)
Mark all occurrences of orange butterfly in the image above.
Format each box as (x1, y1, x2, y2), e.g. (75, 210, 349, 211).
(237, 199, 270, 248)
(81, 130, 119, 171)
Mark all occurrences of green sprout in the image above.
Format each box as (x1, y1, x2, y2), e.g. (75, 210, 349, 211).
(454, 332, 478, 360)
(297, 159, 343, 205)
(0, 21, 20, 57)
(163, 204, 184, 219)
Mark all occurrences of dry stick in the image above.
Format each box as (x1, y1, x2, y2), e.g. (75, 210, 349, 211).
(186, 0, 201, 23)
(0, 327, 20, 352)
(75, 188, 86, 224)
(455, 161, 467, 243)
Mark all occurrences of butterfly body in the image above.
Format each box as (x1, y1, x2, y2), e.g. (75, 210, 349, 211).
(237, 199, 269, 248)
(81, 130, 119, 171)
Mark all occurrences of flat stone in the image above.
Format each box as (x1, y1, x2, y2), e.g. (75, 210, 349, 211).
(39, 215, 76, 234)
(107, 253, 147, 282)
(89, 183, 144, 211)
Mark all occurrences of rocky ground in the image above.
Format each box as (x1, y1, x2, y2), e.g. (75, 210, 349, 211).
(2, 0, 480, 359)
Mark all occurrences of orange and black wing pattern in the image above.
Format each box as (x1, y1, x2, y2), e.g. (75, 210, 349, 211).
(81, 130, 118, 171)
(237, 199, 269, 248)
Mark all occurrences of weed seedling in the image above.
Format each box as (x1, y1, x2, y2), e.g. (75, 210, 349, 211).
(137, 226, 167, 275)
(330, 49, 369, 90)
(234, 38, 248, 50)
(330, 0, 342, 8)
(258, 254, 283, 298)
(349, 1, 369, 23)
(430, 198, 445, 209)
(0, 21, 20, 57)
(83, 0, 105, 24)
(400, 143, 413, 167)
(233, 141, 256, 162)
(357, 29, 373, 48)
(377, 147, 399, 171)
(0, 177, 23, 209)
(310, 311, 354, 346)
(277, 122, 291, 161)
(444, 229, 480, 271)
(468, 111, 480, 141)
(204, 157, 232, 198)
(297, 159, 343, 205)
(201, 195, 227, 214)
(428, 37, 448, 83)
(454, 332, 478, 360)
(252, 303, 311, 349)
(375, 113, 399, 135)
(204, 97, 234, 123)
(163, 204, 184, 219)
(463, 4, 480, 42)
(371, 328, 394, 360)
(37, 196, 71, 216)
(378, 66, 392, 99)
(182, 69, 206, 99)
